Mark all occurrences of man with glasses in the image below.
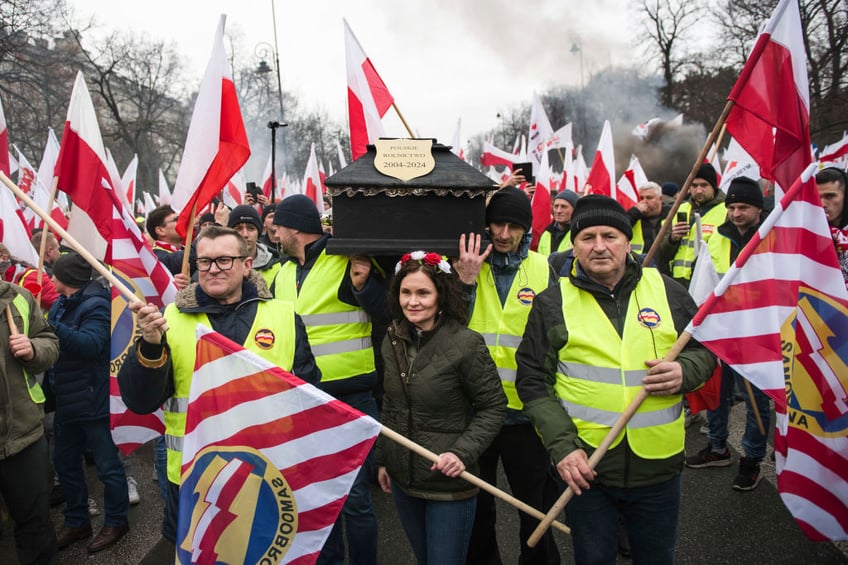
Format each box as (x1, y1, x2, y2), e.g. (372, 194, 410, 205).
(117, 225, 321, 563)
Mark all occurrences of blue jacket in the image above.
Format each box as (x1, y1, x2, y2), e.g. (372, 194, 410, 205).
(47, 279, 111, 423)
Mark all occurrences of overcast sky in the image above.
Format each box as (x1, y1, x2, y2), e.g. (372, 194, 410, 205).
(70, 0, 642, 146)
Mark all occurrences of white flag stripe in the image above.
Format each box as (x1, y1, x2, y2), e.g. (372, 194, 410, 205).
(713, 360, 784, 386)
(285, 524, 334, 563)
(781, 448, 848, 504)
(291, 467, 360, 514)
(258, 418, 379, 470)
(782, 493, 846, 540)
(715, 253, 845, 298)
(688, 306, 796, 339)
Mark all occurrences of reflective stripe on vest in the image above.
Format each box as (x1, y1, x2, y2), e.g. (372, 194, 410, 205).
(274, 251, 374, 382)
(670, 202, 726, 280)
(468, 252, 550, 410)
(10, 294, 46, 404)
(555, 268, 683, 459)
(162, 300, 296, 484)
(537, 230, 572, 257)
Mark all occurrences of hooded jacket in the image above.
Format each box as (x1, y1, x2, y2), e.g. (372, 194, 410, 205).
(0, 281, 59, 459)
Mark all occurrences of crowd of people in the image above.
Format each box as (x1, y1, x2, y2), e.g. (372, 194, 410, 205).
(0, 163, 845, 565)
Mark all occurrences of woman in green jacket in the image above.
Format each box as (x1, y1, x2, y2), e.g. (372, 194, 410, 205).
(376, 251, 506, 565)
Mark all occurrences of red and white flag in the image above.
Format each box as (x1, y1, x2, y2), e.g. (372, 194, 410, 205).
(585, 121, 616, 200)
(480, 141, 518, 169)
(819, 132, 848, 167)
(260, 152, 274, 200)
(143, 191, 158, 216)
(529, 94, 553, 167)
(344, 19, 394, 161)
(687, 164, 848, 540)
(336, 139, 348, 170)
(176, 325, 380, 564)
(450, 118, 465, 160)
(615, 154, 647, 210)
(0, 182, 38, 266)
(573, 146, 588, 193)
(0, 96, 9, 177)
(171, 15, 250, 237)
(721, 137, 761, 193)
(223, 168, 246, 209)
(303, 143, 323, 209)
(122, 154, 138, 210)
(530, 149, 553, 251)
(546, 123, 573, 152)
(15, 148, 36, 196)
(725, 0, 812, 195)
(54, 71, 118, 261)
(157, 169, 171, 206)
(107, 185, 177, 454)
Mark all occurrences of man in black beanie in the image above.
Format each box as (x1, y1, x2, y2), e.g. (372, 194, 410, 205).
(516, 194, 715, 565)
(271, 194, 386, 564)
(661, 163, 727, 288)
(686, 177, 770, 491)
(228, 204, 280, 286)
(456, 186, 561, 565)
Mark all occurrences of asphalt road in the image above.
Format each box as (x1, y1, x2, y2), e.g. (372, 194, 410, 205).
(2, 402, 847, 564)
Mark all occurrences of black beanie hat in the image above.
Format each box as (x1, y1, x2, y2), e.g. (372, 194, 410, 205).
(53, 253, 92, 288)
(486, 187, 532, 232)
(695, 163, 718, 189)
(260, 205, 276, 223)
(570, 195, 633, 241)
(726, 177, 764, 209)
(228, 204, 263, 231)
(555, 190, 579, 208)
(661, 182, 679, 197)
(273, 195, 324, 235)
(198, 212, 216, 226)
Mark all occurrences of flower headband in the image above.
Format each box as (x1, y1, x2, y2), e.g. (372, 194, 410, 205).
(395, 251, 452, 275)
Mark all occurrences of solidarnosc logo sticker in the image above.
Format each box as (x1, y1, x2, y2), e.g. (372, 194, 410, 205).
(254, 329, 276, 350)
(637, 307, 661, 329)
(177, 446, 297, 564)
(516, 287, 536, 306)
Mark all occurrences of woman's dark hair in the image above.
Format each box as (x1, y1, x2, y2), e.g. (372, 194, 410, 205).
(387, 259, 468, 325)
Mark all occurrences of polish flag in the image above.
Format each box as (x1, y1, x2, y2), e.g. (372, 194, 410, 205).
(529, 94, 554, 167)
(450, 118, 465, 160)
(546, 123, 573, 152)
(725, 0, 811, 196)
(0, 96, 9, 177)
(171, 15, 250, 237)
(336, 138, 348, 170)
(585, 121, 616, 201)
(303, 143, 323, 209)
(157, 169, 171, 206)
(574, 146, 588, 193)
(53, 71, 118, 261)
(223, 168, 246, 209)
(344, 19, 394, 160)
(480, 141, 519, 169)
(143, 190, 158, 215)
(0, 183, 39, 266)
(15, 148, 36, 197)
(530, 149, 553, 251)
(260, 152, 274, 200)
(615, 154, 647, 210)
(122, 154, 138, 209)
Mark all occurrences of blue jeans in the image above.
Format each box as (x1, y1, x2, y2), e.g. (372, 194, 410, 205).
(154, 435, 168, 502)
(392, 486, 476, 565)
(317, 391, 379, 565)
(53, 418, 129, 528)
(707, 364, 771, 460)
(565, 475, 681, 565)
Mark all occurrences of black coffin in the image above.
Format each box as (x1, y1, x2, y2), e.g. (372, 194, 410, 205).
(325, 141, 498, 257)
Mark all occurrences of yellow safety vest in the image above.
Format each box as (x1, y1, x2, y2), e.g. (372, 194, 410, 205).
(162, 300, 296, 484)
(630, 217, 664, 255)
(10, 294, 46, 404)
(707, 231, 732, 278)
(537, 229, 572, 257)
(555, 268, 683, 458)
(468, 252, 550, 410)
(274, 251, 374, 382)
(670, 202, 726, 281)
(258, 262, 281, 288)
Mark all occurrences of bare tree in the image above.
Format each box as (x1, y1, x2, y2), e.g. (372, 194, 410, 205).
(639, 0, 704, 108)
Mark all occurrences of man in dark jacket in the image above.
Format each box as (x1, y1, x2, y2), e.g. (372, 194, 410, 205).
(118, 226, 321, 563)
(516, 195, 715, 565)
(48, 253, 130, 553)
(0, 279, 60, 564)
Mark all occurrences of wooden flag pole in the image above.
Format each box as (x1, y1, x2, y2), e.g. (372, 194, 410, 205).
(641, 100, 735, 269)
(179, 202, 198, 278)
(0, 172, 142, 307)
(527, 331, 693, 547)
(34, 177, 60, 304)
(708, 123, 727, 163)
(5, 305, 20, 335)
(392, 102, 416, 139)
(743, 379, 767, 436)
(380, 426, 571, 535)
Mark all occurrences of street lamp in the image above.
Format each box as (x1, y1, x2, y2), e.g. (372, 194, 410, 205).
(570, 39, 584, 91)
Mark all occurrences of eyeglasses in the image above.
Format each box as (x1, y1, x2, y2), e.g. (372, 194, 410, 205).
(163, 216, 178, 225)
(195, 256, 247, 271)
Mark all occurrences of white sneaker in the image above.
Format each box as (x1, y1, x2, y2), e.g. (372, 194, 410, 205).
(127, 476, 140, 505)
(88, 497, 100, 516)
